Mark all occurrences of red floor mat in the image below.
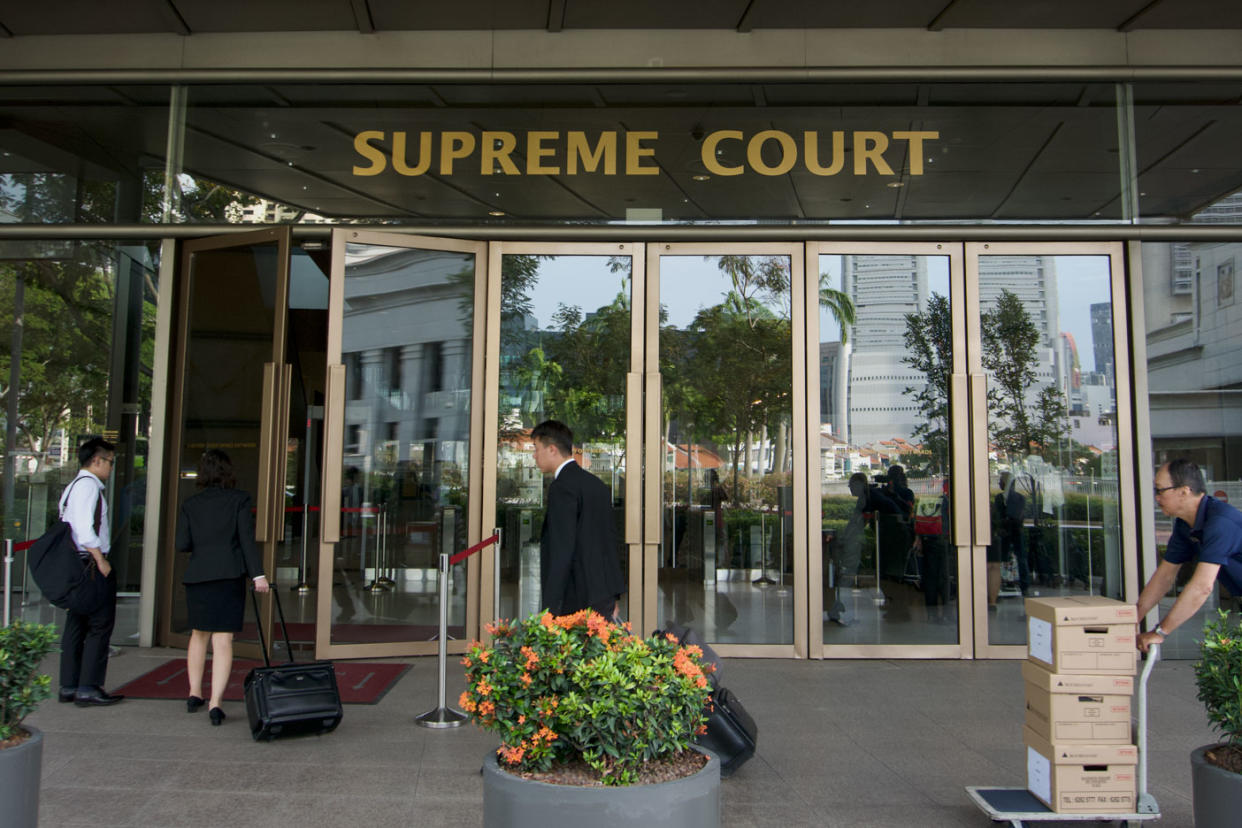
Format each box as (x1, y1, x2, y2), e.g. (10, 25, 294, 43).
(113, 659, 410, 704)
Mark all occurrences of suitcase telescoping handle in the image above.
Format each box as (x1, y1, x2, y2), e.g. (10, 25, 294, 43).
(250, 580, 296, 668)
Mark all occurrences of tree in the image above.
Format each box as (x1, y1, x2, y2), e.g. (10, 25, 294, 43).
(980, 289, 1069, 462)
(0, 261, 112, 473)
(902, 292, 952, 473)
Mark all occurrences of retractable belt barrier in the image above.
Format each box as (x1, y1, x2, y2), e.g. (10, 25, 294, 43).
(415, 528, 500, 729)
(5, 538, 35, 626)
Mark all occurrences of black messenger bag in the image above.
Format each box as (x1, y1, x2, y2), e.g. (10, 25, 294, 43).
(243, 584, 343, 741)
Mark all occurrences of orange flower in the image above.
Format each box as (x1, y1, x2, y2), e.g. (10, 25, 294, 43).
(458, 691, 477, 713)
(460, 656, 472, 667)
(499, 744, 525, 765)
(476, 679, 492, 696)
(478, 699, 495, 716)
(520, 645, 539, 669)
(535, 725, 558, 743)
(518, 714, 526, 724)
(478, 650, 490, 663)
(540, 612, 556, 630)
(695, 675, 708, 689)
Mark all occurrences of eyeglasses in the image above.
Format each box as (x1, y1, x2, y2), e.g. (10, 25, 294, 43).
(1153, 485, 1177, 497)
(99, 456, 116, 466)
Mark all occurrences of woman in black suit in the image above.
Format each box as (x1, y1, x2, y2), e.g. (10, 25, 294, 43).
(177, 449, 269, 725)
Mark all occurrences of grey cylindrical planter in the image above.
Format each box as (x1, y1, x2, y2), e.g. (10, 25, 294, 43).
(483, 750, 720, 828)
(1192, 744, 1242, 828)
(0, 725, 43, 828)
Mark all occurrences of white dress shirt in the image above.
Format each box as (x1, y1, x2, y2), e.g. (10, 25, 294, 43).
(58, 469, 110, 557)
(554, 458, 575, 479)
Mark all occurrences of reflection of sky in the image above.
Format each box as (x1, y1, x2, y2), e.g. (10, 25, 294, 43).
(528, 253, 1114, 374)
(527, 254, 783, 329)
(525, 256, 632, 328)
(817, 254, 1112, 374)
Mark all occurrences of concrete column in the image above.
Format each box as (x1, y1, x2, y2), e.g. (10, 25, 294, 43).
(398, 343, 425, 462)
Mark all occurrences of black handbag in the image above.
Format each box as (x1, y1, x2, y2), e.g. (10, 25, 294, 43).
(27, 478, 109, 615)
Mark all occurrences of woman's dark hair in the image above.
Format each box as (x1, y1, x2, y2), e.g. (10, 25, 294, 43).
(887, 464, 908, 487)
(197, 449, 237, 489)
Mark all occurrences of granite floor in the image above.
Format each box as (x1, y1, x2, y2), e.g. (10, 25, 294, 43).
(25, 645, 1213, 827)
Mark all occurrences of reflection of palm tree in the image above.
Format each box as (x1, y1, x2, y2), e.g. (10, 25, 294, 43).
(819, 278, 856, 345)
(514, 346, 562, 421)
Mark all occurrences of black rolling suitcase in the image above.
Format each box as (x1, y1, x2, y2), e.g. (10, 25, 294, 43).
(696, 687, 758, 778)
(243, 585, 343, 741)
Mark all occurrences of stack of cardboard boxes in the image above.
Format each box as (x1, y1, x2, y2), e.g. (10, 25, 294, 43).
(1023, 596, 1140, 814)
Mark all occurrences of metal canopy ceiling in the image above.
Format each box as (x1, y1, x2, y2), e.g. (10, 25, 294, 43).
(3, 0, 1242, 37)
(3, 79, 1241, 224)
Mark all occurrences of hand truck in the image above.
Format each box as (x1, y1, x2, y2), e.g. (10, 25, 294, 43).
(965, 643, 1161, 827)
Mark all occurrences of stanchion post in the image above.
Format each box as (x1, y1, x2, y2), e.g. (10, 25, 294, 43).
(3, 539, 12, 627)
(492, 526, 502, 621)
(415, 550, 467, 728)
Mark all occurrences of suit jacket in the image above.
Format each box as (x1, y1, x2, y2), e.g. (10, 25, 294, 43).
(539, 461, 625, 616)
(176, 487, 263, 584)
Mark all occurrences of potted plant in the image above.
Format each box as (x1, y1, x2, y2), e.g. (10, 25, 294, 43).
(1192, 609, 1242, 827)
(0, 620, 59, 828)
(461, 609, 719, 828)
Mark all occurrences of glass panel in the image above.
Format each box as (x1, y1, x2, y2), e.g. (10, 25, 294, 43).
(171, 241, 280, 648)
(818, 253, 957, 645)
(275, 247, 329, 640)
(980, 256, 1123, 647)
(494, 255, 632, 622)
(657, 254, 793, 645)
(2, 241, 161, 645)
(1141, 239, 1242, 659)
(333, 242, 475, 644)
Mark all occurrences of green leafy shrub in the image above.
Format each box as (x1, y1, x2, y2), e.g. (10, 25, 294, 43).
(1195, 609, 1242, 751)
(461, 609, 713, 785)
(0, 621, 58, 742)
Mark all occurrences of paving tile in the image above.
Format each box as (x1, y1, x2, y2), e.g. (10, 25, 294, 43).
(38, 786, 156, 827)
(26, 648, 1222, 828)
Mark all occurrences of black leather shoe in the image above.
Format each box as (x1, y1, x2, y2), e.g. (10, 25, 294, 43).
(209, 707, 226, 726)
(74, 688, 125, 707)
(187, 695, 206, 712)
(58, 688, 77, 703)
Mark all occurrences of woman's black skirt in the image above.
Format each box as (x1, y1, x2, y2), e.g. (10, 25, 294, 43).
(184, 577, 246, 633)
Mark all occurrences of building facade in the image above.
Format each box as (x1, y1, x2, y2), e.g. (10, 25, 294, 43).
(3, 3, 1242, 661)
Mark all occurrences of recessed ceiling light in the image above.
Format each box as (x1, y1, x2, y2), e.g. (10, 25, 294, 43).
(488, 210, 505, 217)
(692, 174, 710, 181)
(886, 181, 904, 188)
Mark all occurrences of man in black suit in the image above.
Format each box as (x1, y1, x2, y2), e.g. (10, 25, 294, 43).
(531, 420, 625, 618)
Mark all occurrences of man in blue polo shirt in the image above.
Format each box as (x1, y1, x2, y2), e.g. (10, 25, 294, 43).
(1136, 458, 1242, 653)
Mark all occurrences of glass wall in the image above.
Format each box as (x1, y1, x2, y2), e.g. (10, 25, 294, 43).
(1141, 239, 1242, 658)
(1, 239, 160, 643)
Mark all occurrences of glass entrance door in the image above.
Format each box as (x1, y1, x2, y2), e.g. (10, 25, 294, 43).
(159, 228, 319, 657)
(484, 244, 642, 628)
(645, 245, 807, 655)
(317, 230, 485, 658)
(966, 243, 1140, 657)
(809, 244, 969, 657)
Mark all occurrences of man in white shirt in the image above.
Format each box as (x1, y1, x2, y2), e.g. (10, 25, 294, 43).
(58, 437, 125, 707)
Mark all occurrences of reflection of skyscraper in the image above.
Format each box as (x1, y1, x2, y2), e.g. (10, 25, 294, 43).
(843, 255, 928, 448)
(977, 256, 1059, 345)
(840, 254, 1061, 451)
(1090, 302, 1113, 376)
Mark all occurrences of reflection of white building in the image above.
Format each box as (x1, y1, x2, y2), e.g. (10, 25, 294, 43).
(1144, 235, 1242, 480)
(342, 247, 474, 474)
